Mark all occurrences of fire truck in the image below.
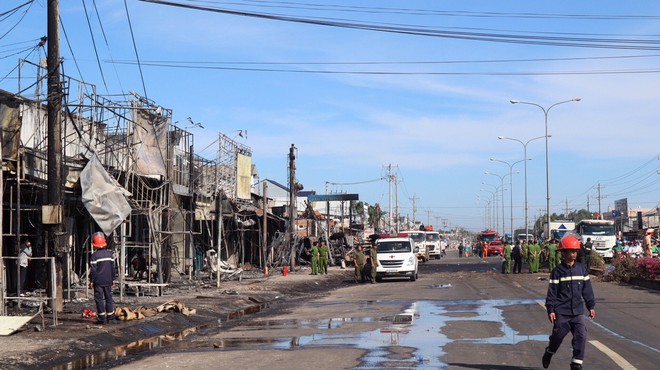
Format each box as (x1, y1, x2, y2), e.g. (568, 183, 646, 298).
(477, 230, 503, 256)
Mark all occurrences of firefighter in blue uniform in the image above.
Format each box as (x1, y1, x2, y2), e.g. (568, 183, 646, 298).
(90, 232, 119, 324)
(543, 234, 596, 370)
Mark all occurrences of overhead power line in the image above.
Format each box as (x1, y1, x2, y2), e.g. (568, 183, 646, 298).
(106, 60, 660, 76)
(141, 0, 660, 51)
(328, 177, 386, 186)
(145, 0, 660, 21)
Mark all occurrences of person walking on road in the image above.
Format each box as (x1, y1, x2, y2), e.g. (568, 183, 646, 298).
(90, 232, 119, 325)
(529, 240, 540, 273)
(369, 242, 379, 283)
(542, 234, 596, 370)
(319, 241, 329, 274)
(512, 241, 523, 274)
(458, 242, 464, 258)
(522, 241, 529, 267)
(309, 242, 320, 275)
(353, 245, 366, 283)
(502, 242, 512, 274)
(583, 237, 593, 270)
(547, 239, 559, 272)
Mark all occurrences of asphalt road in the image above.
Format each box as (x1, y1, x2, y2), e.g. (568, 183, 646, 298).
(102, 250, 660, 369)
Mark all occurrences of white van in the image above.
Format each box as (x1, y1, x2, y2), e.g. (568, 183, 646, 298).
(375, 237, 419, 282)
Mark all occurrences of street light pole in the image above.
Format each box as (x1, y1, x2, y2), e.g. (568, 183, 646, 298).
(485, 171, 507, 237)
(490, 158, 528, 241)
(480, 188, 497, 231)
(498, 135, 547, 242)
(482, 182, 499, 231)
(510, 98, 581, 240)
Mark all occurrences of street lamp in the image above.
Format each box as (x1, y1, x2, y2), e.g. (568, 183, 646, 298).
(481, 183, 499, 231)
(498, 135, 549, 242)
(477, 197, 491, 230)
(490, 158, 529, 240)
(480, 188, 497, 231)
(510, 98, 581, 240)
(484, 171, 508, 237)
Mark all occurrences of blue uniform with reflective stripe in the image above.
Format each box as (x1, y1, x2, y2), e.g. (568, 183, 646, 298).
(545, 261, 595, 316)
(545, 260, 595, 365)
(90, 247, 117, 322)
(90, 248, 116, 286)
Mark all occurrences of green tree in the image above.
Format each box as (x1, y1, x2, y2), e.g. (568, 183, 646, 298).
(368, 203, 386, 232)
(354, 201, 364, 215)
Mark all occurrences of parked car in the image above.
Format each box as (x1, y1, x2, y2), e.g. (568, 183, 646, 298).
(487, 240, 504, 256)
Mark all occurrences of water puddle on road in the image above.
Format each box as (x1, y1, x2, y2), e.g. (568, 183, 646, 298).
(211, 299, 547, 369)
(45, 302, 271, 370)
(281, 299, 546, 369)
(47, 299, 546, 369)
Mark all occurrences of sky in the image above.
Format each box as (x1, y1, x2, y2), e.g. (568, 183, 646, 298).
(1, 0, 659, 233)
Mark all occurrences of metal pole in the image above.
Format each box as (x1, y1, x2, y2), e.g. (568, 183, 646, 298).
(216, 192, 222, 288)
(510, 98, 581, 240)
(500, 179, 505, 237)
(543, 110, 550, 239)
(524, 145, 528, 241)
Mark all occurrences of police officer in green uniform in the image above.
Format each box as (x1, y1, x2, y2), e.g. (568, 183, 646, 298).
(319, 241, 329, 274)
(547, 239, 559, 271)
(529, 241, 541, 274)
(522, 241, 530, 267)
(503, 242, 512, 274)
(532, 240, 542, 273)
(369, 242, 379, 283)
(309, 242, 320, 275)
(583, 237, 593, 270)
(354, 245, 366, 283)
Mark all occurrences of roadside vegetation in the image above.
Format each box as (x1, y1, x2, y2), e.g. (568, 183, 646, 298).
(603, 257, 660, 283)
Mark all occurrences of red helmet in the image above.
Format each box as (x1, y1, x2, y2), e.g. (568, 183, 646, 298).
(558, 235, 581, 250)
(92, 232, 107, 248)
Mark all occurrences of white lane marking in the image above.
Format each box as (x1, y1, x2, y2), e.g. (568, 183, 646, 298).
(536, 299, 545, 308)
(589, 340, 637, 370)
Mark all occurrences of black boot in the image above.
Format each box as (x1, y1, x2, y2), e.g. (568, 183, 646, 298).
(542, 347, 553, 369)
(570, 362, 583, 370)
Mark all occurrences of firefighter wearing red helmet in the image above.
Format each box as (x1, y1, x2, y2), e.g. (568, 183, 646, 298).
(542, 233, 596, 370)
(89, 232, 119, 325)
(92, 232, 107, 248)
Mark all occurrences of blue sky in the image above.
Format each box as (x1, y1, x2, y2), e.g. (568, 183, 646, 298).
(2, 1, 659, 232)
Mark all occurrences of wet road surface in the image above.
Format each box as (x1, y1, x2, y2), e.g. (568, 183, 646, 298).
(52, 252, 660, 369)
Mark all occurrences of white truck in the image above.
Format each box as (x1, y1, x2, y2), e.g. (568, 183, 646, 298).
(375, 236, 419, 282)
(576, 219, 616, 260)
(544, 221, 576, 241)
(425, 231, 442, 259)
(401, 230, 428, 262)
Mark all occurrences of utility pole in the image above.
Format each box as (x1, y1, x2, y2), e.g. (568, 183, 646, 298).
(587, 195, 590, 214)
(410, 194, 418, 228)
(47, 0, 65, 312)
(387, 164, 392, 232)
(597, 183, 603, 220)
(262, 182, 268, 267)
(394, 175, 399, 233)
(426, 210, 432, 229)
(288, 144, 297, 269)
